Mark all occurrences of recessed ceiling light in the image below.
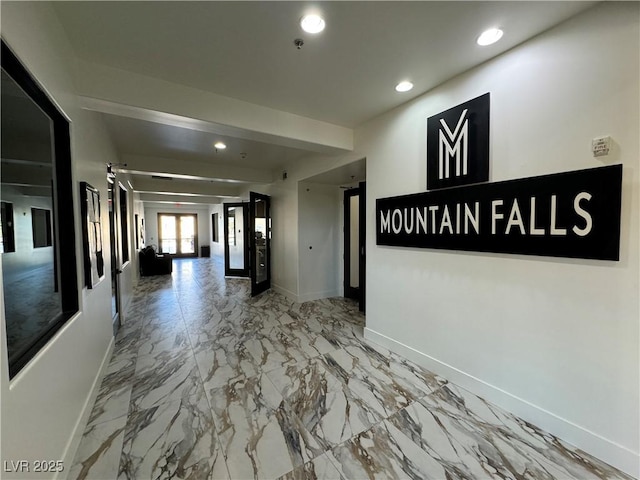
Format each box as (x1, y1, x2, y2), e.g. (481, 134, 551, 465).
(300, 14, 325, 34)
(395, 81, 414, 93)
(477, 28, 503, 46)
(214, 142, 226, 150)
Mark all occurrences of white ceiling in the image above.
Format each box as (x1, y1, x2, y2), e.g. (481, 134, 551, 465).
(304, 158, 367, 186)
(100, 113, 315, 170)
(51, 1, 597, 196)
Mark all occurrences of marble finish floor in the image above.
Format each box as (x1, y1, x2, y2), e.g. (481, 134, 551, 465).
(70, 258, 633, 480)
(5, 262, 62, 358)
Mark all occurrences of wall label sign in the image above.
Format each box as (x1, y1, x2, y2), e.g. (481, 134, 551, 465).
(376, 164, 622, 261)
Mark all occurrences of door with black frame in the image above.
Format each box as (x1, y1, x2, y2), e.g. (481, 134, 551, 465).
(223, 193, 271, 296)
(344, 182, 366, 312)
(249, 192, 271, 296)
(223, 203, 249, 277)
(107, 175, 121, 331)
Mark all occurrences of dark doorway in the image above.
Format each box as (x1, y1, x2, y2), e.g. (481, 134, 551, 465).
(344, 182, 366, 312)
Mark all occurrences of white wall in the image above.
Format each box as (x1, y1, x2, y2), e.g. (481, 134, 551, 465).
(360, 3, 638, 476)
(298, 182, 341, 302)
(143, 204, 211, 255)
(0, 2, 127, 477)
(269, 181, 300, 299)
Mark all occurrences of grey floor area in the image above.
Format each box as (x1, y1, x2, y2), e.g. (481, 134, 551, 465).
(70, 257, 633, 480)
(4, 262, 62, 359)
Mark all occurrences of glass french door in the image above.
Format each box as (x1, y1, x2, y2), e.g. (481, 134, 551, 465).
(250, 192, 271, 296)
(223, 203, 249, 277)
(222, 195, 271, 294)
(158, 213, 197, 257)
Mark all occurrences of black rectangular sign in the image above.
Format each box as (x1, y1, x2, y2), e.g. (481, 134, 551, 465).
(427, 93, 490, 190)
(377, 165, 622, 261)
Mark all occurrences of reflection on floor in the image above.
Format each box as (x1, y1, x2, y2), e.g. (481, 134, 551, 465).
(4, 263, 61, 360)
(70, 258, 633, 480)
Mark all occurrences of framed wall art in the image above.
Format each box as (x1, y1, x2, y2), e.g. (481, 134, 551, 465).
(80, 182, 105, 288)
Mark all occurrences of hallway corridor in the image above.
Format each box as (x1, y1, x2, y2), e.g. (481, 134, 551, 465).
(70, 258, 632, 480)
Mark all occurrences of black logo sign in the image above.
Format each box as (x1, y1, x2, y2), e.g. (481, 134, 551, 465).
(427, 93, 490, 190)
(377, 165, 622, 261)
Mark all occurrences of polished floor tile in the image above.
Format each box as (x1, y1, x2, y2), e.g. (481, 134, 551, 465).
(266, 356, 382, 450)
(277, 453, 345, 480)
(327, 420, 449, 479)
(68, 415, 128, 480)
(70, 257, 634, 480)
(119, 392, 227, 480)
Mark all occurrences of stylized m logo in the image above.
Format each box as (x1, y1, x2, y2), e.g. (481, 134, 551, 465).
(438, 109, 468, 180)
(427, 93, 490, 190)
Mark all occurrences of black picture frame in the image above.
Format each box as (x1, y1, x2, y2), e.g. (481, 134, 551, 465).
(135, 213, 139, 250)
(80, 182, 105, 288)
(212, 212, 219, 242)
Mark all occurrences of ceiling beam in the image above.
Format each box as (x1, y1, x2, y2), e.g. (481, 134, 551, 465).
(120, 154, 273, 184)
(77, 60, 354, 154)
(131, 177, 240, 197)
(138, 193, 225, 205)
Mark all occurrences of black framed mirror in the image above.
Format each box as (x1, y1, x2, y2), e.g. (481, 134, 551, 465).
(1, 40, 78, 378)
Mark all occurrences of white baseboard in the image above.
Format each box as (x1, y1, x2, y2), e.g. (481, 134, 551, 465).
(272, 283, 300, 303)
(271, 284, 342, 303)
(364, 327, 639, 478)
(298, 289, 339, 303)
(271, 284, 341, 305)
(57, 337, 114, 480)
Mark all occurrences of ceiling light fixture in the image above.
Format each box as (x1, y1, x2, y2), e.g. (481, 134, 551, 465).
(477, 28, 503, 46)
(214, 142, 226, 150)
(395, 81, 414, 93)
(300, 14, 325, 34)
